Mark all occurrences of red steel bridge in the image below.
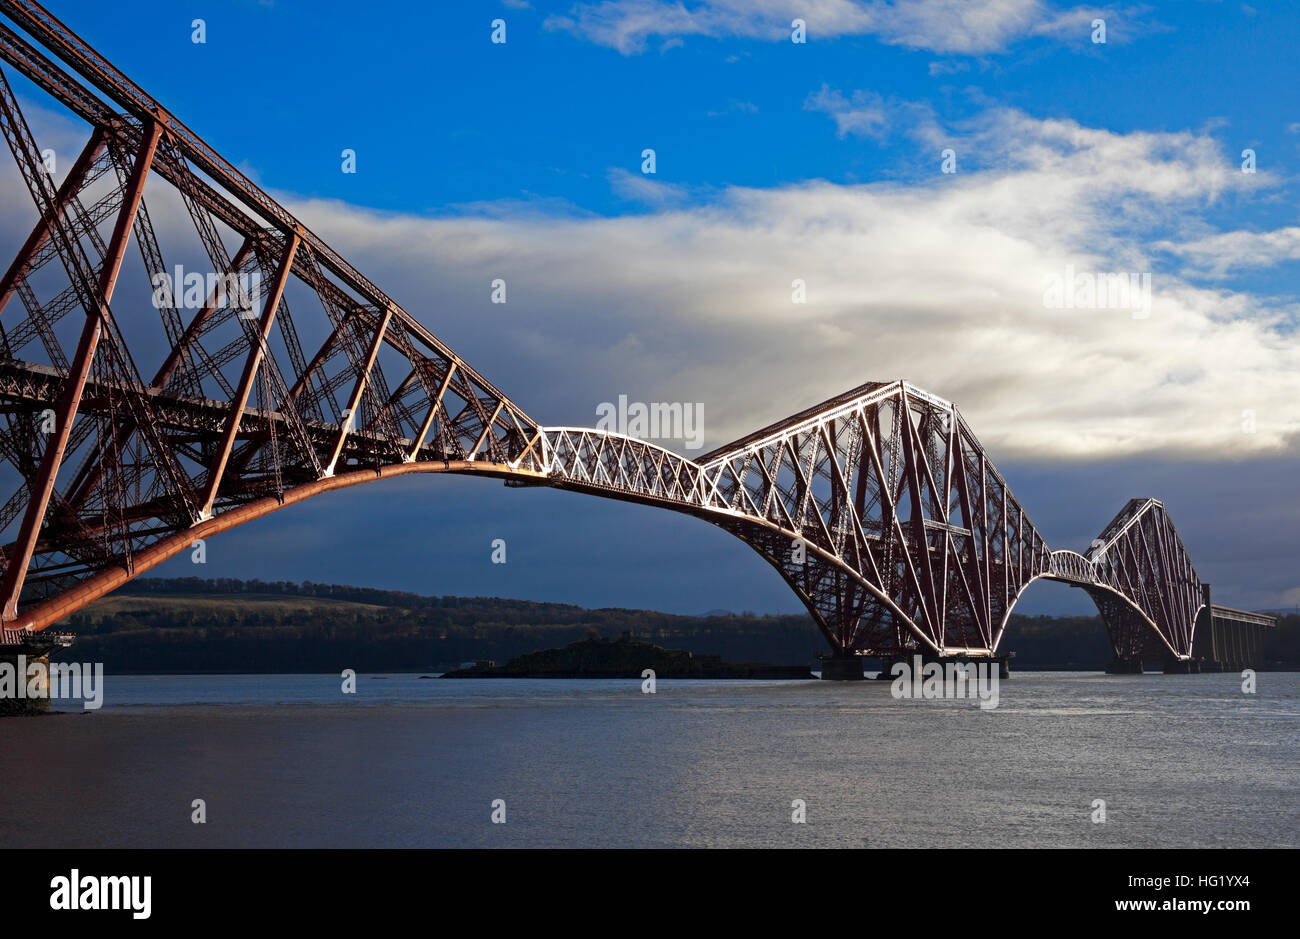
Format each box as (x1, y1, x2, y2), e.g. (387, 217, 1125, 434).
(0, 1, 1274, 677)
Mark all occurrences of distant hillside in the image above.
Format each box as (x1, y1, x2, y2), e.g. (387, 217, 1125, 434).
(65, 578, 822, 673)
(52, 577, 1300, 673)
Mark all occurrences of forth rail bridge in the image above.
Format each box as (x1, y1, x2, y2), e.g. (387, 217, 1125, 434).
(0, 1, 1275, 697)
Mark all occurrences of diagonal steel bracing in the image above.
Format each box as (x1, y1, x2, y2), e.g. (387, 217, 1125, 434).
(0, 1, 1212, 663)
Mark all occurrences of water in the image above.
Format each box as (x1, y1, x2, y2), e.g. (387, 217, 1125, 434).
(2, 671, 1296, 848)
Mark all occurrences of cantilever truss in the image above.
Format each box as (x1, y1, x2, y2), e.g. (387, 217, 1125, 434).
(1081, 499, 1203, 660)
(0, 0, 543, 624)
(541, 384, 1204, 661)
(0, 1, 1207, 663)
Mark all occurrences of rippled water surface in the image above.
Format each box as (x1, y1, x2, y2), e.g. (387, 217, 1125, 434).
(1, 671, 1295, 847)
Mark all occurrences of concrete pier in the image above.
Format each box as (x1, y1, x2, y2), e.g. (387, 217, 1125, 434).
(1104, 656, 1145, 674)
(874, 652, 1012, 680)
(0, 652, 51, 715)
(0, 629, 74, 716)
(818, 655, 865, 681)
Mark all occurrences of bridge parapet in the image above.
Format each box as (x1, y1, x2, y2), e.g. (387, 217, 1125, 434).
(1210, 605, 1277, 629)
(1048, 550, 1096, 584)
(540, 428, 717, 508)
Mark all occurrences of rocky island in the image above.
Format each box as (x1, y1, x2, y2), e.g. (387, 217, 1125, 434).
(441, 633, 813, 679)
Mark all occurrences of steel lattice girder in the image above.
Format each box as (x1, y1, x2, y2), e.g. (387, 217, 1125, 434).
(536, 383, 1204, 660)
(0, 1, 1207, 661)
(0, 0, 545, 622)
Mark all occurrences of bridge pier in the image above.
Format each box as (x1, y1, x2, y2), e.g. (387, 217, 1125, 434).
(1104, 657, 1145, 674)
(873, 652, 1012, 680)
(818, 654, 865, 681)
(0, 630, 74, 715)
(1163, 657, 1201, 674)
(0, 652, 50, 716)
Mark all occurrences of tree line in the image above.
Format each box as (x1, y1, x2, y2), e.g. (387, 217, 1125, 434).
(55, 577, 1300, 674)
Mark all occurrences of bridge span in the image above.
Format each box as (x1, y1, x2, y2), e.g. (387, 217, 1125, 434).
(0, 0, 1276, 679)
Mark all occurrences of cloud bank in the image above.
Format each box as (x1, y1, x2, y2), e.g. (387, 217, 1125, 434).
(544, 0, 1129, 55)
(273, 105, 1298, 463)
(5, 99, 1295, 467)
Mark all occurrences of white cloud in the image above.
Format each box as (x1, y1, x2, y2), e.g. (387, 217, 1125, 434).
(928, 59, 972, 76)
(544, 0, 1136, 55)
(803, 85, 942, 141)
(5, 100, 1294, 467)
(804, 86, 891, 139)
(1157, 227, 1300, 279)
(262, 106, 1298, 465)
(706, 99, 759, 117)
(606, 166, 691, 205)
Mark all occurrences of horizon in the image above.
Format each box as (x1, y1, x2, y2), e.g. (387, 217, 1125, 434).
(105, 575, 1300, 620)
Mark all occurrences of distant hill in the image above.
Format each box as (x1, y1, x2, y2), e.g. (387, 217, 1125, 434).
(443, 634, 813, 679)
(52, 577, 1300, 673)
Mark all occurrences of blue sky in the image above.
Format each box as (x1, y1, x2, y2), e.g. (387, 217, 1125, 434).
(7, 0, 1300, 617)
(52, 1, 1300, 221)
